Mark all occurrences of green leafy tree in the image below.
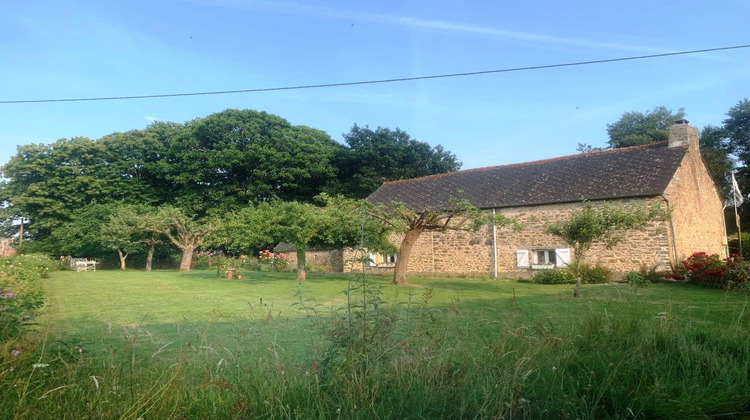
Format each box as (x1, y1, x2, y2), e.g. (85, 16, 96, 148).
(369, 199, 514, 285)
(725, 99, 750, 164)
(102, 204, 164, 270)
(699, 125, 735, 199)
(144, 206, 218, 272)
(0, 131, 165, 245)
(46, 203, 124, 259)
(545, 202, 667, 298)
(266, 201, 329, 282)
(606, 106, 686, 148)
(164, 109, 342, 215)
(723, 99, 750, 199)
(98, 129, 169, 205)
(1, 138, 114, 239)
(328, 125, 461, 198)
(212, 195, 388, 281)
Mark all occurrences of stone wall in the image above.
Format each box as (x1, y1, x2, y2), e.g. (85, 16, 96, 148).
(663, 146, 726, 260)
(343, 197, 674, 276)
(495, 198, 672, 274)
(284, 249, 344, 273)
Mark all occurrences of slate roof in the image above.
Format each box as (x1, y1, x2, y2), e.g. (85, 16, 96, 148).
(367, 142, 687, 211)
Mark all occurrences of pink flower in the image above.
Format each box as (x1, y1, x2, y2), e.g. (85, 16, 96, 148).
(11, 350, 20, 357)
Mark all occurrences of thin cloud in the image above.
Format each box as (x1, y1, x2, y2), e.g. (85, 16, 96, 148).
(185, 0, 669, 53)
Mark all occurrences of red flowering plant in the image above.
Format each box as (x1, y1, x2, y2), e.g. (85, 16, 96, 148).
(680, 252, 726, 289)
(673, 252, 750, 291)
(257, 250, 289, 272)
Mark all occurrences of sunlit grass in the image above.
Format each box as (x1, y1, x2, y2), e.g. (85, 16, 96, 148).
(2, 269, 748, 418)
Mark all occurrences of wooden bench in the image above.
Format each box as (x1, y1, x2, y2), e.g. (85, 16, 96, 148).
(71, 258, 97, 272)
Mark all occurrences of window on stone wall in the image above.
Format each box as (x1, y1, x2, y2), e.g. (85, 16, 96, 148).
(516, 248, 570, 269)
(534, 249, 556, 266)
(368, 253, 398, 268)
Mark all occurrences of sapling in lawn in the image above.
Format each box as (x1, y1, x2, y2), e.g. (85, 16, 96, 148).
(545, 201, 668, 298)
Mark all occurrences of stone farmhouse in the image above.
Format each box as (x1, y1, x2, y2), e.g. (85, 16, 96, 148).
(351, 120, 726, 277)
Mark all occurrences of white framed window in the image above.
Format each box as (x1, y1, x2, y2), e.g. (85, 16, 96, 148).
(368, 252, 398, 267)
(534, 249, 556, 266)
(516, 248, 570, 269)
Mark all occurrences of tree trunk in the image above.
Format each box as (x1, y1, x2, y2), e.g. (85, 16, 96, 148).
(145, 243, 155, 272)
(392, 228, 423, 285)
(296, 245, 307, 282)
(574, 277, 582, 298)
(571, 255, 583, 298)
(117, 249, 128, 270)
(180, 245, 195, 272)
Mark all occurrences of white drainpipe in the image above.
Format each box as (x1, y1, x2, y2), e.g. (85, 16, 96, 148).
(492, 208, 498, 279)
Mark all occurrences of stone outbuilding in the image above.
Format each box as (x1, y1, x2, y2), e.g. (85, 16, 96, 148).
(355, 120, 726, 277)
(0, 238, 15, 257)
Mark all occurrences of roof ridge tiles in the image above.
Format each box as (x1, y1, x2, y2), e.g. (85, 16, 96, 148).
(380, 141, 673, 186)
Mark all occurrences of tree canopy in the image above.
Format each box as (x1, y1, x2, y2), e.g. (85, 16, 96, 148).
(327, 125, 461, 198)
(606, 106, 686, 148)
(166, 110, 342, 215)
(1, 110, 461, 253)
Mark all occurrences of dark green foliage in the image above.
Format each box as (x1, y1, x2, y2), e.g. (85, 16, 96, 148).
(328, 124, 461, 198)
(531, 265, 611, 285)
(0, 137, 146, 239)
(47, 203, 132, 258)
(168, 109, 343, 215)
(728, 232, 750, 259)
(624, 270, 652, 295)
(578, 263, 613, 284)
(606, 106, 686, 148)
(0, 254, 54, 340)
(700, 125, 735, 199)
(1, 110, 458, 259)
(725, 99, 750, 167)
(724, 99, 750, 212)
(531, 269, 576, 284)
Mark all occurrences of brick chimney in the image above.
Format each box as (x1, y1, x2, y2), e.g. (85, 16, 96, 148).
(668, 119, 699, 150)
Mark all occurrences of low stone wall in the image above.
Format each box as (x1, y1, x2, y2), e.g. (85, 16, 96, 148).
(284, 249, 344, 273)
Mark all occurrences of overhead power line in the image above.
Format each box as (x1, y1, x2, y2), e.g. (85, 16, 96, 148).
(1, 44, 749, 105)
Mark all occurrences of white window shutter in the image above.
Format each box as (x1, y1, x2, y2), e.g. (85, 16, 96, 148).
(516, 250, 530, 268)
(555, 248, 570, 267)
(367, 253, 377, 267)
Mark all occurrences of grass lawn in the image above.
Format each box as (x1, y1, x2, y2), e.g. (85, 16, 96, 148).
(5, 269, 750, 419)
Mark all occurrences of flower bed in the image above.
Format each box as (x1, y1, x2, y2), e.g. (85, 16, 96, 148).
(668, 252, 750, 291)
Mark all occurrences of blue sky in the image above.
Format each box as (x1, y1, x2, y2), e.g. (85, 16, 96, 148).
(1, 0, 749, 170)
